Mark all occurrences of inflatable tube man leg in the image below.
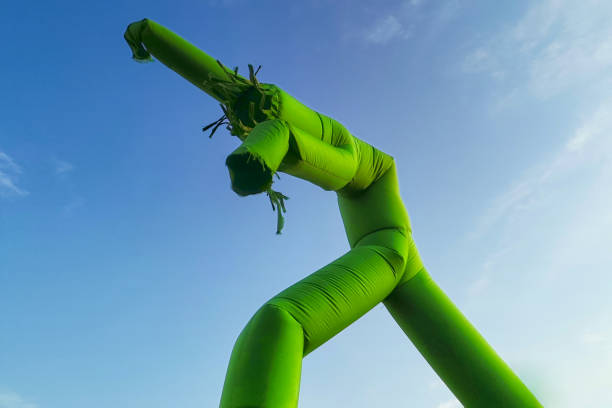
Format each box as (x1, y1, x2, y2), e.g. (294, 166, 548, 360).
(124, 19, 542, 408)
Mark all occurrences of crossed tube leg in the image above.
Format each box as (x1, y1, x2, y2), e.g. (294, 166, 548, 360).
(219, 304, 304, 407)
(384, 270, 542, 407)
(221, 120, 415, 406)
(221, 117, 541, 407)
(220, 173, 411, 408)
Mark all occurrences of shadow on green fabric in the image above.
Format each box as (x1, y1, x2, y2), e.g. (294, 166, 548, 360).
(124, 18, 543, 408)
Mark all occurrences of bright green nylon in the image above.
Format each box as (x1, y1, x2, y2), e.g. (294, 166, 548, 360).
(385, 269, 542, 407)
(124, 19, 542, 407)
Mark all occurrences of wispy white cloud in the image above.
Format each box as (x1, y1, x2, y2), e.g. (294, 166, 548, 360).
(0, 151, 28, 198)
(461, 99, 612, 406)
(465, 246, 513, 295)
(364, 15, 410, 45)
(566, 104, 612, 152)
(53, 158, 74, 176)
(436, 3, 612, 406)
(0, 390, 38, 408)
(462, 48, 505, 80)
(463, 0, 612, 102)
(356, 0, 459, 46)
(470, 98, 612, 240)
(466, 274, 490, 296)
(0, 152, 20, 172)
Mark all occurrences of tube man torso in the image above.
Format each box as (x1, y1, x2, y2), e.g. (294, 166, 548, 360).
(124, 18, 542, 408)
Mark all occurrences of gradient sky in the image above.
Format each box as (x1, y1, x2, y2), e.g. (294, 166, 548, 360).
(2, 1, 612, 407)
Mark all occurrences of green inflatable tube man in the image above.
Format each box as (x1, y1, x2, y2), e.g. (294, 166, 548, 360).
(124, 19, 542, 407)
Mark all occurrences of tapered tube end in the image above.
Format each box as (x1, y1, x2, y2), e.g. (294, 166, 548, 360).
(225, 120, 291, 196)
(124, 18, 154, 62)
(226, 148, 274, 196)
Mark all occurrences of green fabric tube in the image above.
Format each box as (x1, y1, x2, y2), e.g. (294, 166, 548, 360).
(219, 304, 304, 408)
(124, 18, 247, 101)
(384, 269, 543, 407)
(225, 119, 290, 196)
(124, 19, 542, 408)
(221, 242, 406, 407)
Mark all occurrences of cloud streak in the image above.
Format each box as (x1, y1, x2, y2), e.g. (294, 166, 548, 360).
(53, 159, 74, 176)
(470, 98, 612, 240)
(0, 151, 28, 198)
(356, 0, 459, 46)
(463, 0, 612, 100)
(364, 15, 410, 45)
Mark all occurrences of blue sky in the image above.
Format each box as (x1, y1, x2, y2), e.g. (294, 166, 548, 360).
(2, 0, 612, 407)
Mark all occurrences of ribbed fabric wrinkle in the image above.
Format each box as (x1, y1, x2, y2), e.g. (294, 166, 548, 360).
(328, 261, 375, 297)
(321, 273, 353, 305)
(300, 281, 343, 317)
(268, 296, 310, 319)
(367, 246, 402, 278)
(315, 112, 326, 141)
(353, 225, 408, 248)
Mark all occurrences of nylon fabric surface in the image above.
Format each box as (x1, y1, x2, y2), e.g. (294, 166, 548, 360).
(124, 18, 543, 408)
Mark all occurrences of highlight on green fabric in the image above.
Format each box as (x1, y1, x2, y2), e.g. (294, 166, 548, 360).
(123, 18, 543, 407)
